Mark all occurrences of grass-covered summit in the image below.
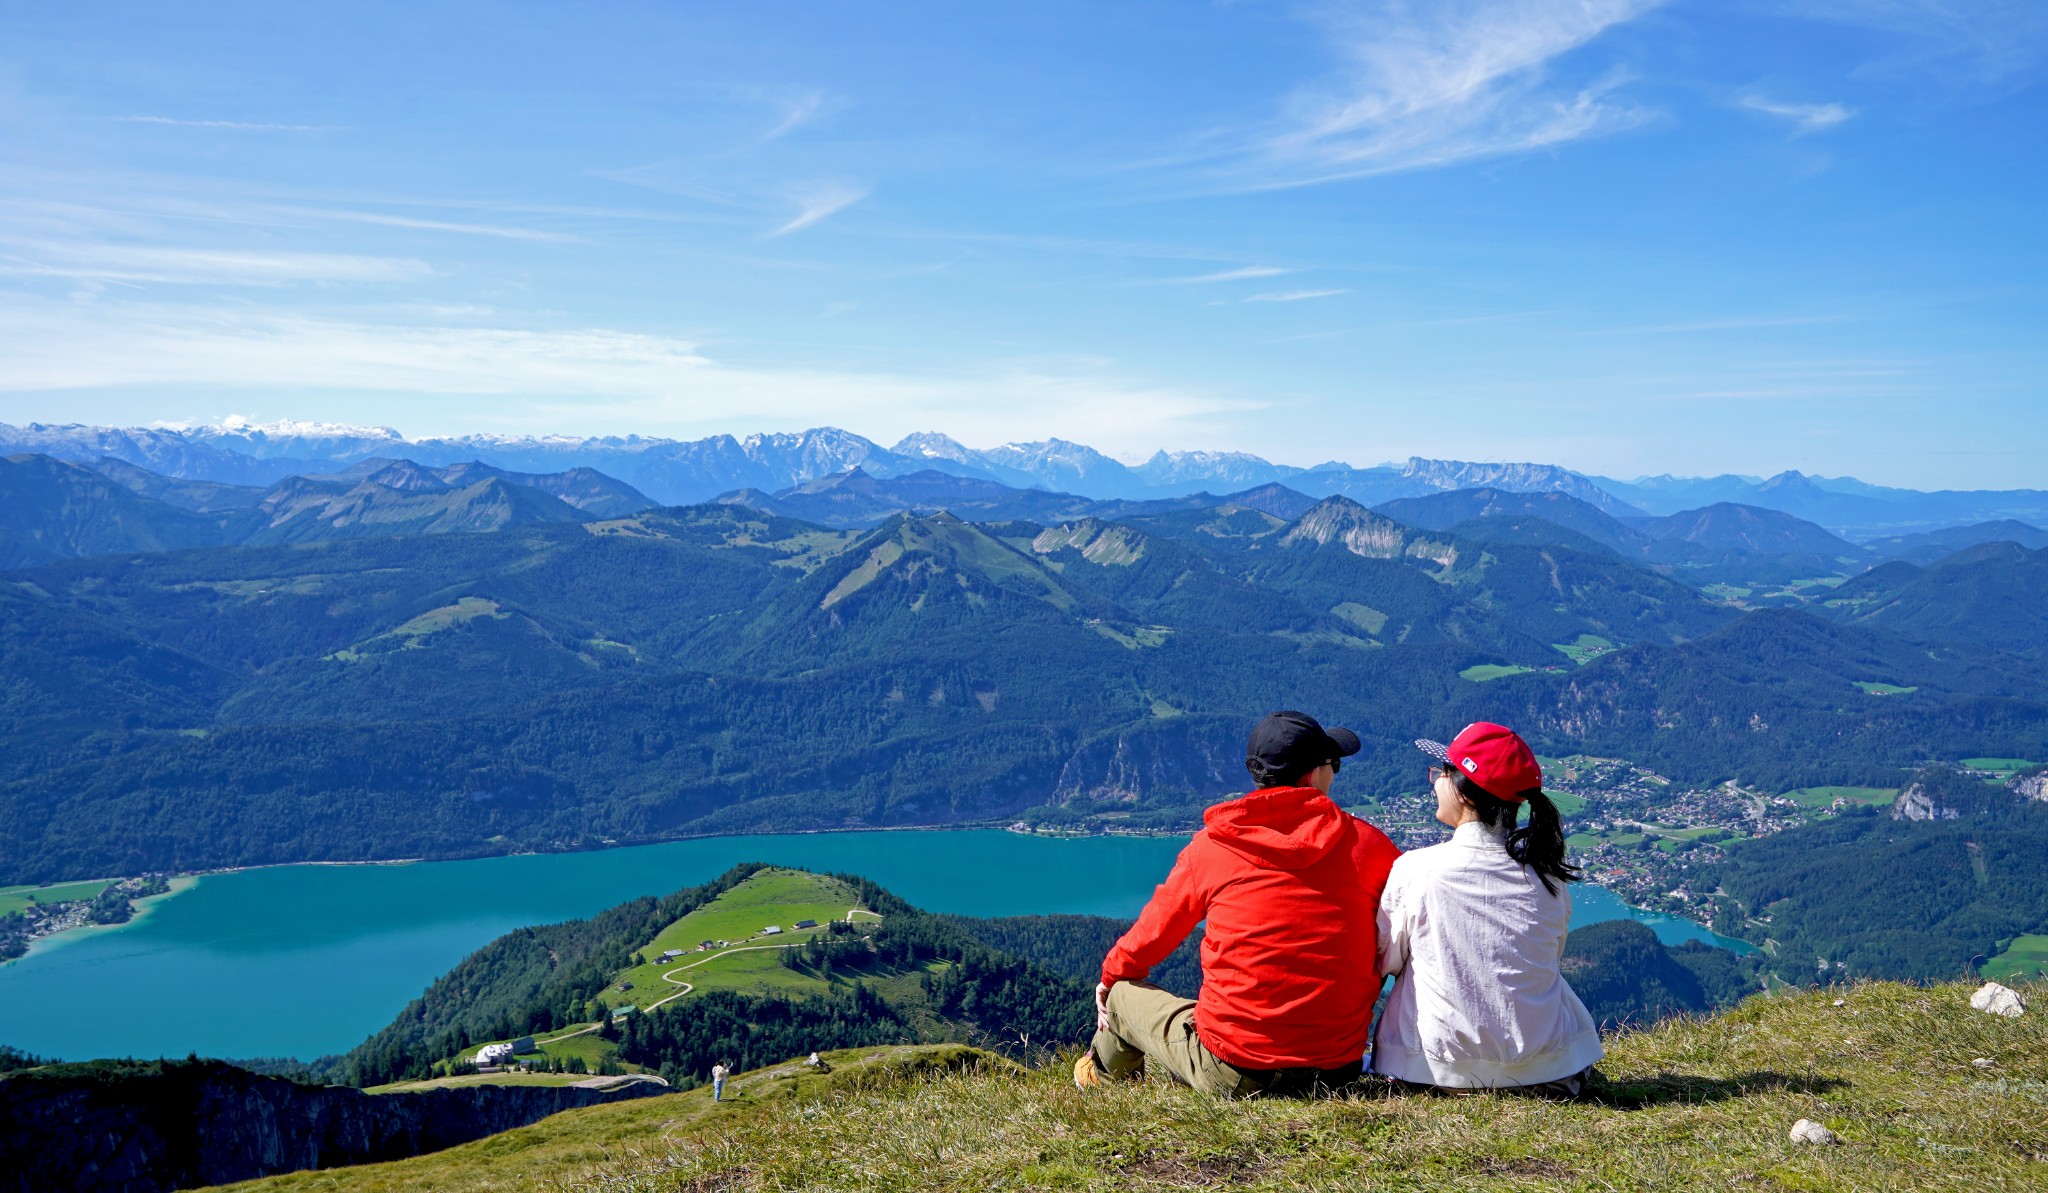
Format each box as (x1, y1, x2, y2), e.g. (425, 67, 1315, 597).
(225, 979, 2047, 1191)
(334, 864, 1099, 1089)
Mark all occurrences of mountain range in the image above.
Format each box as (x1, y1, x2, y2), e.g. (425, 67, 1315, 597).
(0, 453, 657, 565)
(12, 419, 2045, 534)
(4, 467, 2044, 884)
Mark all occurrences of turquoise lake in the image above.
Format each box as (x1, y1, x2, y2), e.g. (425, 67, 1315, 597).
(0, 830, 1751, 1061)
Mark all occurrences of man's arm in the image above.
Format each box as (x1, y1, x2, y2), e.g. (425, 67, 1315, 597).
(1100, 840, 1211, 988)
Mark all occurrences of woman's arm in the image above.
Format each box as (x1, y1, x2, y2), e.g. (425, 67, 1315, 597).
(1376, 860, 1414, 979)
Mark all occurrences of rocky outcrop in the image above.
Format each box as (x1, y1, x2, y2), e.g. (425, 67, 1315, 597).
(0, 1058, 671, 1193)
(1891, 780, 1960, 822)
(2010, 768, 2048, 803)
(1052, 715, 1240, 804)
(1280, 497, 1413, 559)
(1032, 520, 1146, 566)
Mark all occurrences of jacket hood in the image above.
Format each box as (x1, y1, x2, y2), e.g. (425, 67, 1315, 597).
(1203, 786, 1352, 871)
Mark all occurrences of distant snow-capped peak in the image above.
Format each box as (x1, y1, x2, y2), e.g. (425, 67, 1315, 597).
(202, 415, 407, 441)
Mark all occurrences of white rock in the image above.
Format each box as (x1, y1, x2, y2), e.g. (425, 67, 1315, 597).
(1972, 1057, 1996, 1068)
(1790, 1119, 1838, 1146)
(1971, 981, 2027, 1018)
(1832, 999, 1846, 1007)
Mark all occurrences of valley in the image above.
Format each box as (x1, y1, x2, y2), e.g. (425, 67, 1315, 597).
(5, 423, 2048, 1075)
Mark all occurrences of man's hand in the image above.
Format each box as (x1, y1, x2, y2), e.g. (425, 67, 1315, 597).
(1094, 981, 1112, 1032)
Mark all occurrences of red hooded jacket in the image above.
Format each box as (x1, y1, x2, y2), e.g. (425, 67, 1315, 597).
(1100, 786, 1400, 1071)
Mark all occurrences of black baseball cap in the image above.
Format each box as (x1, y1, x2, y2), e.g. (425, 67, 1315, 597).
(1245, 710, 1362, 784)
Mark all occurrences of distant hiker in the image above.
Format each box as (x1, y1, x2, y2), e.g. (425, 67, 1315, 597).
(1373, 722, 1602, 1097)
(1076, 710, 1400, 1098)
(711, 1061, 729, 1101)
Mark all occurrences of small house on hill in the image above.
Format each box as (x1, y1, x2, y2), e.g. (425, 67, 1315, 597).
(661, 948, 684, 960)
(794, 919, 818, 930)
(761, 925, 783, 936)
(474, 1042, 515, 1067)
(512, 1036, 537, 1055)
(699, 940, 716, 950)
(610, 1004, 636, 1020)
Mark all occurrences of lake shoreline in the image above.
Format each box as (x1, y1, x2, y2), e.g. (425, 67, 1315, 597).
(16, 818, 1742, 957)
(9, 876, 201, 964)
(0, 828, 1748, 1062)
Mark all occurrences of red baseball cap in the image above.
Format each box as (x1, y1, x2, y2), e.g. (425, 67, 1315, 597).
(1415, 722, 1542, 801)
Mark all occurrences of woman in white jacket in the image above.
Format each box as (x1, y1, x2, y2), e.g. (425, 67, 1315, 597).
(1371, 721, 1603, 1097)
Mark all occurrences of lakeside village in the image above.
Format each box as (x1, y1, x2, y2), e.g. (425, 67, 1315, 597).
(0, 875, 172, 961)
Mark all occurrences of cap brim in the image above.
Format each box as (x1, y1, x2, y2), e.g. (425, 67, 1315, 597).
(1326, 726, 1362, 757)
(1414, 738, 1451, 763)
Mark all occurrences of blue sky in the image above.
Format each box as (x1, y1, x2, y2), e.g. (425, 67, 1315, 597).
(0, 1, 2041, 486)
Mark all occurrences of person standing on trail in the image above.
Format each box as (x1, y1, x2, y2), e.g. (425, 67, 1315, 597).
(1076, 710, 1401, 1098)
(711, 1061, 729, 1101)
(1372, 722, 1602, 1098)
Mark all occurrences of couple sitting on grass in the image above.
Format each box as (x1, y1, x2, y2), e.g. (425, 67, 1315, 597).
(1075, 710, 1601, 1100)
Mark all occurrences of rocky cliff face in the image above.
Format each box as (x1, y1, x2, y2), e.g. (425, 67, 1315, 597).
(1892, 779, 1962, 821)
(0, 1059, 669, 1193)
(1052, 715, 1240, 804)
(2011, 768, 2048, 803)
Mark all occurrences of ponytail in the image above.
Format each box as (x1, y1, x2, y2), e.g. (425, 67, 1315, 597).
(1453, 776, 1583, 896)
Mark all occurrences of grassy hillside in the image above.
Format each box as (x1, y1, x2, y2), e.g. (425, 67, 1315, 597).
(341, 866, 1093, 1089)
(215, 980, 2048, 1191)
(399, 869, 888, 1082)
(608, 869, 867, 1012)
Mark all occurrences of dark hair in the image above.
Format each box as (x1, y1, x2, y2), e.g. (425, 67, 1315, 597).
(1451, 774, 1582, 895)
(1249, 758, 1340, 789)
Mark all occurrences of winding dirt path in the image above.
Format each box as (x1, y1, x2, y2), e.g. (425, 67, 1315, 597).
(528, 908, 886, 1044)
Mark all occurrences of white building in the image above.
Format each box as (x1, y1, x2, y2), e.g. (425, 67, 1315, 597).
(473, 1042, 515, 1066)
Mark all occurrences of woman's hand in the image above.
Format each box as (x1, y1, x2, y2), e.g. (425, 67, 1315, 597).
(1094, 981, 1112, 1032)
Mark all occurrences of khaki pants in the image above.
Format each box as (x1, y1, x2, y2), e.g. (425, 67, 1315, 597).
(1091, 982, 1360, 1099)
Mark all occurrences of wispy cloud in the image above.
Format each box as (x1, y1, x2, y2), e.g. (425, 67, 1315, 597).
(1246, 288, 1348, 303)
(278, 207, 580, 242)
(111, 115, 324, 133)
(766, 92, 827, 139)
(1211, 0, 1663, 188)
(1770, 0, 2048, 86)
(0, 301, 1257, 455)
(769, 181, 870, 236)
(1737, 94, 1855, 132)
(1172, 265, 1294, 284)
(0, 242, 430, 285)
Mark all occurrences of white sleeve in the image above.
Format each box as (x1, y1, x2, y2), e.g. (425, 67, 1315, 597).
(1377, 862, 1412, 979)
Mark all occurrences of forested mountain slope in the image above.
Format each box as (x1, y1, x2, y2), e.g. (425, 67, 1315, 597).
(0, 454, 222, 566)
(2, 495, 2042, 882)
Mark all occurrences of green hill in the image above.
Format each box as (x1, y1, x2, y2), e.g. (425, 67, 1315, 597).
(215, 980, 2048, 1192)
(333, 866, 1095, 1089)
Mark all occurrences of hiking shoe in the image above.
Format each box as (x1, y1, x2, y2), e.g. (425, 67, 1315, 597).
(1073, 1050, 1104, 1090)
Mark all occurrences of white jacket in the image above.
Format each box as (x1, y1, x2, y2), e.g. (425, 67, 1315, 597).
(1371, 820, 1604, 1088)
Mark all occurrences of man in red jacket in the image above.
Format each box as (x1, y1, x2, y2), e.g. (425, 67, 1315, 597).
(1076, 710, 1400, 1097)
